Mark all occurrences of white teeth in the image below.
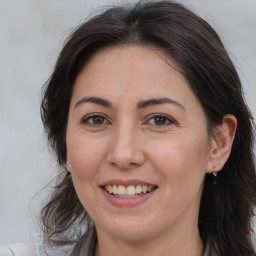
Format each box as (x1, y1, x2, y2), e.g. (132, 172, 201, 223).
(112, 185, 118, 194)
(104, 184, 156, 197)
(117, 185, 126, 195)
(126, 185, 136, 196)
(107, 185, 113, 193)
(135, 185, 142, 194)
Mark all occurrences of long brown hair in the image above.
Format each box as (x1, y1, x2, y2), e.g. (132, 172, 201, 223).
(40, 1, 256, 255)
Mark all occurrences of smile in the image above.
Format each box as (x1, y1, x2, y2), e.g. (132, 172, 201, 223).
(103, 185, 157, 198)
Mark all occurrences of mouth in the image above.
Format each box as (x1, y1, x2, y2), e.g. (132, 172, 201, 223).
(102, 184, 157, 198)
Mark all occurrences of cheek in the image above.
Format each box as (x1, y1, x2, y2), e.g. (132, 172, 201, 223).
(148, 134, 209, 184)
(67, 136, 105, 180)
(67, 137, 105, 211)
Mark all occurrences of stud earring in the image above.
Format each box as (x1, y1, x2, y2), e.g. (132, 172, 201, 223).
(66, 163, 72, 168)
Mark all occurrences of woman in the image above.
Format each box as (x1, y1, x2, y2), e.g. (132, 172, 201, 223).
(1, 1, 255, 256)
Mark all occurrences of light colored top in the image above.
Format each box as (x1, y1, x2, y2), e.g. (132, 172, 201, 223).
(0, 242, 73, 256)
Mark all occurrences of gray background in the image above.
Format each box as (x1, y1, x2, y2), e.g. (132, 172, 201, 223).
(0, 0, 255, 245)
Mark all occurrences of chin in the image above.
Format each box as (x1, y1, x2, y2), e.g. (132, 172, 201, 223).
(96, 217, 158, 242)
(112, 228, 153, 242)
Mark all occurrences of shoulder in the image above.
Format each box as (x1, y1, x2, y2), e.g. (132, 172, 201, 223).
(0, 246, 14, 256)
(0, 242, 36, 256)
(0, 241, 74, 256)
(36, 241, 74, 256)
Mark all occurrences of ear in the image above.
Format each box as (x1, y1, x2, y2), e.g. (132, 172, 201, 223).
(206, 114, 237, 173)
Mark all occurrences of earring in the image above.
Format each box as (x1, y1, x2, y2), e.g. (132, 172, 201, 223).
(212, 165, 218, 185)
(66, 163, 72, 168)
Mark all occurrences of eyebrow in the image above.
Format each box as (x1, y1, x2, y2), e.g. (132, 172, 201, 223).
(74, 96, 185, 111)
(74, 96, 112, 109)
(137, 97, 185, 111)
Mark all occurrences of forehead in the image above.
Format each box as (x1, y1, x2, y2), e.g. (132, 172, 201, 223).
(72, 45, 192, 100)
(80, 45, 183, 78)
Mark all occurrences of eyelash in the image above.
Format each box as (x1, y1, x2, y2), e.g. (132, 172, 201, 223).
(81, 113, 175, 127)
(81, 113, 110, 127)
(145, 114, 175, 127)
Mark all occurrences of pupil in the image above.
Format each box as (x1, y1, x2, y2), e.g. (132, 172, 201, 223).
(93, 116, 103, 124)
(155, 117, 165, 125)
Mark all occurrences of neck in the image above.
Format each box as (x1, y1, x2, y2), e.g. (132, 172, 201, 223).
(94, 225, 204, 256)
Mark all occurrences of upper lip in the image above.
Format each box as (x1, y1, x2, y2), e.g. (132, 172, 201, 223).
(100, 179, 157, 187)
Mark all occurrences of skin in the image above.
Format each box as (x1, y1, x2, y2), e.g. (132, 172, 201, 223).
(66, 45, 237, 256)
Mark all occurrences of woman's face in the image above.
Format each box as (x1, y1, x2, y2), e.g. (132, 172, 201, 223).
(66, 45, 214, 242)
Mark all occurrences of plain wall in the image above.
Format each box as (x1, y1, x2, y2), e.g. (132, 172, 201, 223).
(0, 0, 255, 245)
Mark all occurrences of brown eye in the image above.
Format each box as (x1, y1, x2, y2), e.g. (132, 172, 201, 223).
(153, 116, 167, 125)
(82, 114, 110, 126)
(92, 116, 105, 124)
(147, 114, 174, 126)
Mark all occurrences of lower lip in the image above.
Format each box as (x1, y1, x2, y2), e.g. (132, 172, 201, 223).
(101, 188, 157, 207)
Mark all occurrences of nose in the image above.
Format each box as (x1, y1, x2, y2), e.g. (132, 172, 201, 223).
(106, 124, 146, 169)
